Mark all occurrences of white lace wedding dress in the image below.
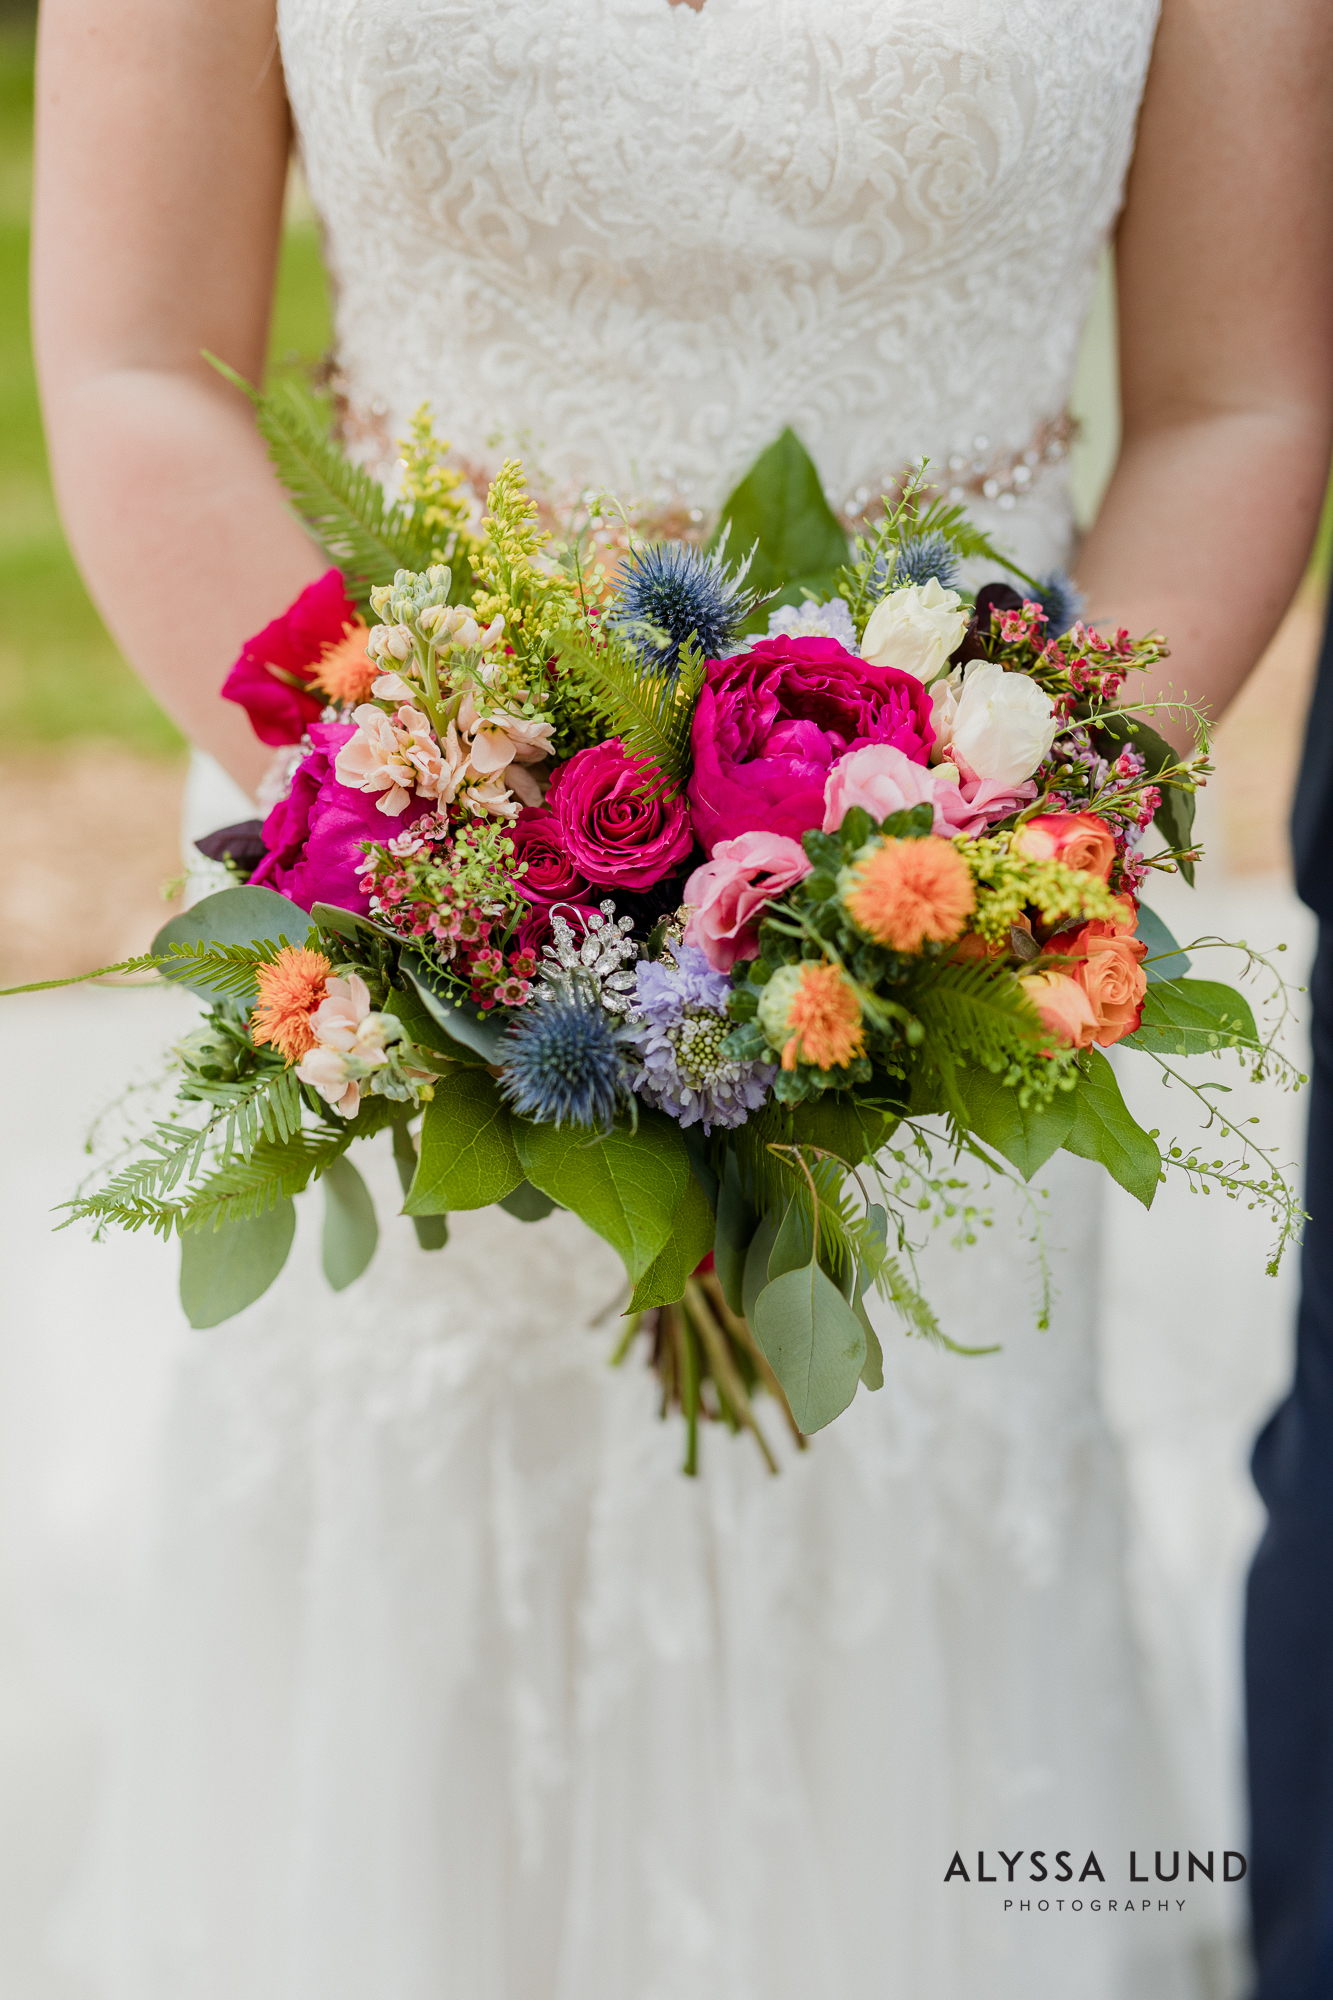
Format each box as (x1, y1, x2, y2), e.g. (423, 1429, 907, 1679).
(62, 2, 1230, 1995)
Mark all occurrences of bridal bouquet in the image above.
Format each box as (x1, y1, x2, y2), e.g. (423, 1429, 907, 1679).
(12, 385, 1298, 1469)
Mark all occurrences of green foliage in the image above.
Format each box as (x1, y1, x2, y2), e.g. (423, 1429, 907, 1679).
(1124, 978, 1260, 1057)
(211, 363, 444, 610)
(553, 619, 703, 789)
(1093, 713, 1198, 883)
(185, 1065, 305, 1167)
(321, 1155, 379, 1290)
(627, 1172, 716, 1312)
(498, 1179, 560, 1222)
(1062, 1049, 1160, 1208)
(179, 1199, 296, 1329)
(178, 1128, 351, 1231)
(408, 1069, 524, 1212)
(711, 427, 849, 613)
(399, 959, 509, 1064)
(753, 1259, 867, 1434)
(0, 954, 157, 995)
(713, 1152, 758, 1315)
(392, 1119, 448, 1251)
(152, 886, 314, 999)
(515, 1110, 690, 1284)
(1136, 903, 1192, 985)
(955, 1062, 1078, 1180)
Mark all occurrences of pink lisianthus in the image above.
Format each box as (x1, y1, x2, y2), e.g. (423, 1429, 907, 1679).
(251, 723, 430, 914)
(222, 569, 359, 747)
(545, 740, 694, 891)
(683, 831, 812, 972)
(822, 743, 1034, 839)
(687, 636, 934, 854)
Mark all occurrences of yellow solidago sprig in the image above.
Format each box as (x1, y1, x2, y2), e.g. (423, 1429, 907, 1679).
(962, 833, 1125, 945)
(471, 459, 580, 675)
(400, 405, 484, 577)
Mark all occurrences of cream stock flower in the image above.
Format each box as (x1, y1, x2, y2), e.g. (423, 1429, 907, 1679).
(335, 702, 445, 815)
(860, 578, 971, 682)
(295, 974, 399, 1119)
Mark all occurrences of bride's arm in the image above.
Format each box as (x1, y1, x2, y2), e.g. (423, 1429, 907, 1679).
(1075, 0, 1333, 753)
(31, 0, 326, 797)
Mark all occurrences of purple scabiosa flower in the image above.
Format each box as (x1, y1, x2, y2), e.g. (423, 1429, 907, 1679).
(629, 945, 774, 1132)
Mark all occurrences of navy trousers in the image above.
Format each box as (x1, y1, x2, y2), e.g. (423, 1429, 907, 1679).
(1246, 583, 1333, 1999)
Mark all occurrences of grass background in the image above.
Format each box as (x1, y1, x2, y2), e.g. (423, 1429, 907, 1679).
(0, 22, 332, 758)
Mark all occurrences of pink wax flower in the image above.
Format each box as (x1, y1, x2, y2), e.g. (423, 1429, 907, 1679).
(509, 809, 592, 907)
(687, 635, 934, 854)
(544, 740, 693, 891)
(683, 831, 812, 972)
(222, 569, 359, 747)
(251, 723, 429, 914)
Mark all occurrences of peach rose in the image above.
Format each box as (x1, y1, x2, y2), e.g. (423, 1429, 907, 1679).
(1019, 969, 1099, 1052)
(1059, 920, 1148, 1046)
(1012, 811, 1116, 882)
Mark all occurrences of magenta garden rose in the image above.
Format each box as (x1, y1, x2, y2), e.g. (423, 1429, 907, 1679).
(544, 740, 694, 891)
(687, 635, 935, 853)
(509, 808, 592, 907)
(251, 723, 429, 913)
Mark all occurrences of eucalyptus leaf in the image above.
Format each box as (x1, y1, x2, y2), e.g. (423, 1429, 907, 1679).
(855, 1295, 885, 1391)
(152, 887, 312, 1000)
(627, 1172, 716, 1312)
(1061, 1049, 1160, 1210)
(321, 1155, 379, 1289)
(1136, 903, 1192, 985)
(1123, 978, 1260, 1056)
(955, 1064, 1077, 1180)
(753, 1259, 867, 1434)
(515, 1111, 689, 1283)
(498, 1179, 560, 1222)
(310, 902, 400, 948)
(741, 1208, 782, 1327)
(401, 960, 509, 1064)
(769, 1195, 815, 1280)
(712, 428, 849, 597)
(179, 1198, 296, 1329)
(408, 1070, 523, 1213)
(714, 1153, 758, 1315)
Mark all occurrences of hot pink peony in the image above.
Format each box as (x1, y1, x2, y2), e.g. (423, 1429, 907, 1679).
(544, 740, 694, 891)
(683, 831, 812, 972)
(250, 722, 430, 914)
(687, 635, 934, 853)
(222, 569, 358, 748)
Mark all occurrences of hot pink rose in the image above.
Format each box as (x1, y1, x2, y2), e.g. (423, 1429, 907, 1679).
(545, 740, 694, 891)
(683, 831, 812, 972)
(250, 723, 429, 914)
(222, 569, 358, 747)
(509, 808, 591, 906)
(687, 635, 934, 853)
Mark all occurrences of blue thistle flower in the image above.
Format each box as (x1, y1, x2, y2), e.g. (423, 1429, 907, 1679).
(499, 988, 630, 1130)
(611, 539, 756, 674)
(892, 533, 960, 590)
(1035, 570, 1085, 637)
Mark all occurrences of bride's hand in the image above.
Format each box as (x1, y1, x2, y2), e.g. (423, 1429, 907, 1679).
(1074, 0, 1333, 755)
(31, 0, 327, 797)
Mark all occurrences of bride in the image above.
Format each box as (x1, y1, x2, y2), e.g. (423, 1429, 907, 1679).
(29, 1, 1333, 1995)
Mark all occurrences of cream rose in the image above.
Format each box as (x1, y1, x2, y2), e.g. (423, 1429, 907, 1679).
(859, 578, 970, 683)
(938, 661, 1059, 789)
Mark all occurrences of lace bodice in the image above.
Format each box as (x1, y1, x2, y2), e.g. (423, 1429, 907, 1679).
(279, 0, 1159, 568)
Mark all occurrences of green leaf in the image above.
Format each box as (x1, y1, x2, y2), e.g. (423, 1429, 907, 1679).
(1136, 902, 1192, 985)
(855, 1295, 885, 1390)
(498, 1179, 560, 1222)
(769, 1194, 815, 1279)
(742, 1208, 782, 1327)
(1123, 978, 1260, 1056)
(955, 1064, 1078, 1180)
(320, 1155, 379, 1289)
(627, 1172, 716, 1312)
(714, 1153, 758, 1315)
(179, 1198, 296, 1328)
(788, 1096, 895, 1167)
(408, 1070, 523, 1213)
(752, 1259, 867, 1433)
(1061, 1049, 1160, 1209)
(152, 887, 313, 1000)
(713, 428, 849, 595)
(401, 960, 509, 1065)
(391, 1119, 449, 1249)
(515, 1110, 688, 1283)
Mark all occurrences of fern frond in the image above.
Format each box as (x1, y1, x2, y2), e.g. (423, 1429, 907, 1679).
(157, 937, 301, 1001)
(179, 1128, 349, 1231)
(187, 1066, 305, 1165)
(907, 959, 1044, 1071)
(208, 358, 447, 608)
(62, 1119, 215, 1236)
(553, 624, 703, 788)
(1, 953, 158, 997)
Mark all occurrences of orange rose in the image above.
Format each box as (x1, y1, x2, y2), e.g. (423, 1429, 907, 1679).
(1058, 920, 1147, 1046)
(1020, 969, 1100, 1052)
(1013, 812, 1116, 882)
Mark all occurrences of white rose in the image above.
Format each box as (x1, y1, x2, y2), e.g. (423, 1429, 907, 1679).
(859, 577, 971, 682)
(944, 661, 1059, 788)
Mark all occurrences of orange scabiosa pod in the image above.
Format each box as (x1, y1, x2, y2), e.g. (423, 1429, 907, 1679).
(842, 837, 976, 953)
(250, 946, 334, 1063)
(780, 962, 865, 1072)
